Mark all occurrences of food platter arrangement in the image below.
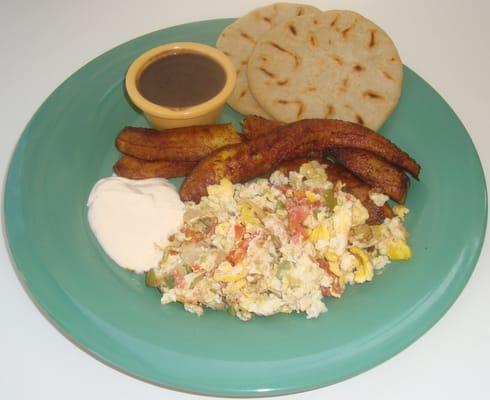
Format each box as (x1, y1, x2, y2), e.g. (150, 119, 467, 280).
(4, 2, 486, 396)
(90, 3, 420, 320)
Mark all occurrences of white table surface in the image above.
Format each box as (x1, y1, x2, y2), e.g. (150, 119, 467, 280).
(1, 0, 489, 398)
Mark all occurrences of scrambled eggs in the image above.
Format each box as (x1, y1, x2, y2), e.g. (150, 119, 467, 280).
(147, 161, 411, 321)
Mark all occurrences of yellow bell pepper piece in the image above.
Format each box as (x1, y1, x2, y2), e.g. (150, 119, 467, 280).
(239, 203, 261, 226)
(350, 246, 374, 283)
(305, 190, 320, 203)
(309, 223, 330, 243)
(325, 251, 339, 263)
(387, 240, 412, 260)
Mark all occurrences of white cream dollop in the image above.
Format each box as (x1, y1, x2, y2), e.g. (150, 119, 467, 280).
(87, 177, 184, 272)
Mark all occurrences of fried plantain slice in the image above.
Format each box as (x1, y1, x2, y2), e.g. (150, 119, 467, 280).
(327, 147, 409, 203)
(113, 156, 197, 179)
(242, 115, 282, 140)
(244, 115, 414, 203)
(243, 116, 420, 177)
(115, 123, 243, 161)
(180, 119, 420, 202)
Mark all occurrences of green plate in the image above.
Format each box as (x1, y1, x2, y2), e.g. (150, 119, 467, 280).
(3, 19, 487, 397)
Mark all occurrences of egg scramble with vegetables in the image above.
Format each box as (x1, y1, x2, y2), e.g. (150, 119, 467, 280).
(146, 161, 411, 321)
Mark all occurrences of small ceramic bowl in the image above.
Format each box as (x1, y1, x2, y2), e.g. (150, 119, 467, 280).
(125, 42, 236, 130)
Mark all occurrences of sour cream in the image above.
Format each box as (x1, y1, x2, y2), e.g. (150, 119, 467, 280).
(87, 177, 184, 272)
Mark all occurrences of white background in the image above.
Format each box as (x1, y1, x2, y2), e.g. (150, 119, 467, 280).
(1, 0, 489, 399)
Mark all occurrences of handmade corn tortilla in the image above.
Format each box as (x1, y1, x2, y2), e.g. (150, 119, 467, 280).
(247, 10, 403, 130)
(216, 3, 321, 118)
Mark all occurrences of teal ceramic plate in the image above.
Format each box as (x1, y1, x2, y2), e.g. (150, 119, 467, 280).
(3, 19, 487, 397)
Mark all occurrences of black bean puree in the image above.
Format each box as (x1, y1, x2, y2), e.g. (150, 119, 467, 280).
(137, 52, 226, 108)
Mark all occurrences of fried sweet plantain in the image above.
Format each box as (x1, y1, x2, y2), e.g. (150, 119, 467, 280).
(276, 157, 393, 224)
(115, 123, 243, 161)
(113, 156, 197, 179)
(243, 116, 420, 177)
(180, 119, 420, 202)
(244, 115, 413, 203)
(242, 115, 283, 140)
(327, 147, 409, 203)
